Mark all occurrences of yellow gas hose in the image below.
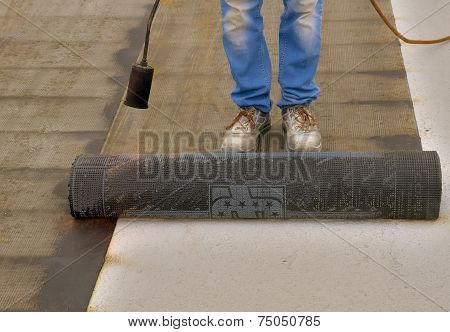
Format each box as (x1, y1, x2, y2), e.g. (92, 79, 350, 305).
(370, 0, 450, 44)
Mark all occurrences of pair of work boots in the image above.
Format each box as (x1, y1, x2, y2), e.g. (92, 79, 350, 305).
(222, 105, 322, 152)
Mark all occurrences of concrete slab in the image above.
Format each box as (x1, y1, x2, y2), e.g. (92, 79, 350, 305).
(89, 220, 447, 311)
(88, 0, 449, 311)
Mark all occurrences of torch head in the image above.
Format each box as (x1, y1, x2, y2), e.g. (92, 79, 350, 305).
(124, 62, 154, 109)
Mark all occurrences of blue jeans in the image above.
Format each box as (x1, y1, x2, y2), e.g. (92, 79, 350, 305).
(220, 0, 323, 113)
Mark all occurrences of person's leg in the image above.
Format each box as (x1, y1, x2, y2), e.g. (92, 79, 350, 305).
(278, 0, 323, 107)
(220, 0, 272, 113)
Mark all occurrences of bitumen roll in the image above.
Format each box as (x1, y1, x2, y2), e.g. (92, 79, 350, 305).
(68, 151, 441, 220)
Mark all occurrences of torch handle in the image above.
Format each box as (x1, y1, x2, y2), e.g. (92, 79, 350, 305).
(141, 0, 161, 66)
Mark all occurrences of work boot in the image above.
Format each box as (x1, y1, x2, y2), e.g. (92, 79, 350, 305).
(282, 104, 322, 152)
(221, 106, 271, 152)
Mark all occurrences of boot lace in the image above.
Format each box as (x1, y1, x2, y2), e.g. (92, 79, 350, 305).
(226, 107, 257, 130)
(288, 105, 316, 131)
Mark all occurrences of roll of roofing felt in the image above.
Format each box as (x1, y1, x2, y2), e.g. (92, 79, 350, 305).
(69, 151, 441, 220)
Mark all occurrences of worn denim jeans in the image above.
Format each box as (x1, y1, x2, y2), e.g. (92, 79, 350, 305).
(220, 0, 323, 113)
